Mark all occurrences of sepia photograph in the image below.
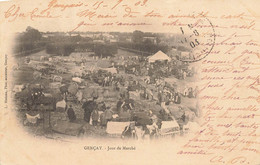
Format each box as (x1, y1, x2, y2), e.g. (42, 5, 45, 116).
(12, 27, 201, 140)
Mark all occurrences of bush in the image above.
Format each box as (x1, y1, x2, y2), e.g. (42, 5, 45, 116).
(46, 42, 76, 56)
(94, 43, 118, 58)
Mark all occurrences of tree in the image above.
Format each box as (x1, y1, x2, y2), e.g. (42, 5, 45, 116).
(94, 43, 118, 58)
(14, 26, 44, 55)
(70, 34, 82, 43)
(24, 26, 42, 42)
(143, 39, 153, 52)
(132, 30, 144, 43)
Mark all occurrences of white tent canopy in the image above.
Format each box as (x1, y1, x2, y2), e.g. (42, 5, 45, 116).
(148, 51, 171, 63)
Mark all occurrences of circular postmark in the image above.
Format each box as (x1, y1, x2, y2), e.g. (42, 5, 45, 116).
(177, 16, 215, 63)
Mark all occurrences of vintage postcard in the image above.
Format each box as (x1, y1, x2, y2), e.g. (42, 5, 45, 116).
(0, 0, 259, 164)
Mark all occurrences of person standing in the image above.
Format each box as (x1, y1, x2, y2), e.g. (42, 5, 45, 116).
(100, 112, 106, 129)
(91, 109, 99, 127)
(188, 87, 193, 98)
(183, 87, 189, 97)
(157, 90, 162, 105)
(116, 98, 124, 112)
(104, 107, 113, 122)
(67, 105, 76, 122)
(174, 92, 181, 104)
(183, 71, 187, 80)
(82, 98, 97, 123)
(160, 90, 166, 107)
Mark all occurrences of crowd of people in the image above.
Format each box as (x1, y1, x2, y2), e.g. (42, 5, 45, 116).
(15, 50, 199, 138)
(58, 54, 198, 138)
